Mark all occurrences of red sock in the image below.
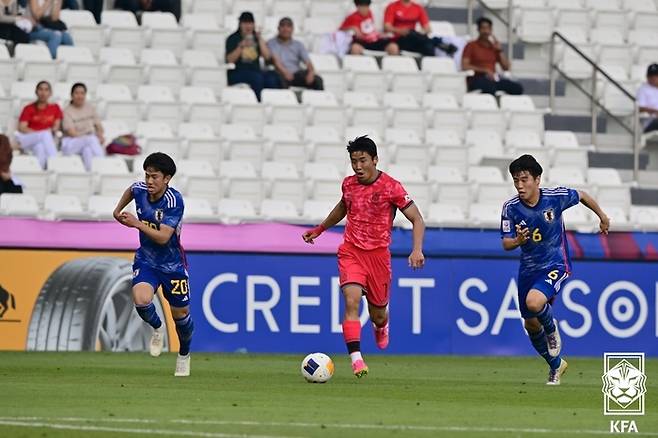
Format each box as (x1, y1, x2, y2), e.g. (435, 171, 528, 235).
(342, 320, 361, 354)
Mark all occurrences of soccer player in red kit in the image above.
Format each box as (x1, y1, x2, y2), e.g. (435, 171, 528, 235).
(302, 136, 425, 378)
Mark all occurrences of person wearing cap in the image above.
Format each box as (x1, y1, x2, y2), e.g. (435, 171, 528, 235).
(340, 0, 399, 55)
(267, 17, 324, 90)
(226, 11, 281, 100)
(637, 63, 658, 134)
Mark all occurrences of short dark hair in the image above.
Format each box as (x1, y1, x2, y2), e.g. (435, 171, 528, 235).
(347, 135, 377, 159)
(354, 0, 371, 5)
(35, 80, 51, 92)
(509, 154, 543, 178)
(71, 82, 87, 95)
(279, 17, 294, 27)
(143, 152, 176, 177)
(477, 17, 493, 29)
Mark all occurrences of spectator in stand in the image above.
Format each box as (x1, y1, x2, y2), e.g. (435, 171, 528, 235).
(26, 0, 75, 59)
(0, 0, 31, 45)
(0, 134, 23, 195)
(81, 0, 103, 24)
(383, 0, 456, 57)
(114, 0, 181, 22)
(268, 17, 323, 90)
(340, 0, 399, 56)
(637, 63, 658, 134)
(14, 81, 61, 170)
(461, 17, 523, 95)
(62, 83, 105, 171)
(225, 12, 280, 101)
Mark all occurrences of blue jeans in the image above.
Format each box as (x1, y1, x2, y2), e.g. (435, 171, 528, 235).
(29, 26, 74, 58)
(227, 69, 281, 101)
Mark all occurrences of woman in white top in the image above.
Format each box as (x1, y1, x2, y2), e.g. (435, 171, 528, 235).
(27, 0, 74, 58)
(62, 83, 105, 171)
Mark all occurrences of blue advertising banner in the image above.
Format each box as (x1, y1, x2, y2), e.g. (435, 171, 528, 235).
(188, 253, 658, 357)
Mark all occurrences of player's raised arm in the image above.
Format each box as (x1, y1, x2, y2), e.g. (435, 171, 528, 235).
(113, 186, 134, 227)
(502, 224, 529, 251)
(302, 200, 347, 244)
(578, 190, 610, 234)
(401, 203, 425, 269)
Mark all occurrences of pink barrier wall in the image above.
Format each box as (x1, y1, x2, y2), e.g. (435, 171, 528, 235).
(0, 218, 342, 254)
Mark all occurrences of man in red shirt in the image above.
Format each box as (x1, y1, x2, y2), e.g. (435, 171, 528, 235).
(14, 81, 62, 169)
(340, 0, 399, 55)
(302, 136, 426, 378)
(461, 17, 523, 95)
(384, 0, 456, 56)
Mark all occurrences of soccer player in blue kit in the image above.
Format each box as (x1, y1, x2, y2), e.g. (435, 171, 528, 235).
(113, 152, 193, 377)
(501, 155, 609, 385)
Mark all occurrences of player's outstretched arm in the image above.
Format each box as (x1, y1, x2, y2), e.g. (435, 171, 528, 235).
(578, 190, 610, 234)
(113, 187, 134, 227)
(401, 203, 425, 269)
(302, 200, 347, 244)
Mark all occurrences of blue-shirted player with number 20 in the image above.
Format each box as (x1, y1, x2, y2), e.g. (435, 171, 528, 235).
(113, 152, 194, 377)
(501, 155, 609, 385)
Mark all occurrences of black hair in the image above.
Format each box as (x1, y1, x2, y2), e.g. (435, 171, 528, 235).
(346, 135, 377, 159)
(70, 82, 87, 104)
(477, 17, 493, 29)
(354, 0, 371, 5)
(35, 80, 51, 91)
(143, 152, 176, 177)
(509, 154, 543, 178)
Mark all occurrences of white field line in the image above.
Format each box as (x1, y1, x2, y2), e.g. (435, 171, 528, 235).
(0, 416, 656, 437)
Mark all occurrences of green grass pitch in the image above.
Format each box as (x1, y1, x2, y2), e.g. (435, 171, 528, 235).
(0, 352, 656, 438)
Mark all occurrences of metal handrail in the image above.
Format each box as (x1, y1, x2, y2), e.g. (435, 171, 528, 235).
(466, 0, 514, 62)
(548, 30, 640, 181)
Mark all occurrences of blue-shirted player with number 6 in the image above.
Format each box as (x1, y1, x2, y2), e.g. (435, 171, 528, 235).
(501, 155, 609, 385)
(113, 152, 193, 377)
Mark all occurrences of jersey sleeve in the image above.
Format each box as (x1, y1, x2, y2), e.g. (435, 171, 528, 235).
(555, 187, 580, 212)
(419, 5, 430, 26)
(390, 180, 413, 210)
(18, 104, 33, 123)
(500, 202, 516, 239)
(340, 13, 356, 30)
(161, 193, 184, 229)
(384, 3, 395, 25)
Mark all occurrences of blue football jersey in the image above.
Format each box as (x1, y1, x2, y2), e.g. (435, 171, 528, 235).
(131, 182, 186, 273)
(500, 187, 580, 274)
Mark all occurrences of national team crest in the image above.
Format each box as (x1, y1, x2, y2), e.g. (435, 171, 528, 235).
(543, 208, 555, 223)
(602, 352, 647, 415)
(155, 209, 164, 222)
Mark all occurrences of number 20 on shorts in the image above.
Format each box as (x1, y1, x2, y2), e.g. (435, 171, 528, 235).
(170, 279, 189, 295)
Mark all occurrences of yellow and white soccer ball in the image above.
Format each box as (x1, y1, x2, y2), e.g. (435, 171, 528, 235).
(301, 352, 334, 383)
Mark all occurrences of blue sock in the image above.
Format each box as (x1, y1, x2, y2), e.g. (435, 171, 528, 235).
(535, 303, 556, 334)
(135, 303, 162, 329)
(175, 313, 194, 356)
(529, 329, 561, 370)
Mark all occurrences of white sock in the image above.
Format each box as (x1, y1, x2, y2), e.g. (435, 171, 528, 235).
(350, 352, 363, 363)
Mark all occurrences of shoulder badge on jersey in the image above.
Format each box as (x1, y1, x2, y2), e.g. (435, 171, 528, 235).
(155, 209, 164, 222)
(502, 220, 511, 233)
(543, 208, 555, 223)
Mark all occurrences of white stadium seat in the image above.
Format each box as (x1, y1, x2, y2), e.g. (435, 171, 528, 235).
(0, 193, 40, 217)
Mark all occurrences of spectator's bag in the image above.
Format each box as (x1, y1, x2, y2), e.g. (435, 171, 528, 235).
(106, 135, 141, 155)
(39, 17, 67, 31)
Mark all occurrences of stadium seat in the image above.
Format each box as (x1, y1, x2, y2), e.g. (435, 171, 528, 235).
(382, 56, 425, 102)
(56, 46, 101, 93)
(465, 130, 506, 165)
(141, 12, 186, 59)
(630, 206, 658, 231)
(217, 198, 259, 224)
(178, 161, 222, 208)
(91, 157, 133, 197)
(428, 166, 471, 210)
(587, 168, 623, 187)
(263, 125, 306, 171)
(308, 53, 346, 99)
(386, 128, 430, 174)
(48, 156, 94, 203)
(468, 203, 502, 229)
(14, 44, 58, 82)
(60, 9, 105, 54)
(504, 130, 544, 156)
(180, 123, 223, 169)
(11, 156, 50, 205)
(231, 0, 266, 23)
(302, 200, 336, 223)
(179, 86, 224, 134)
(221, 87, 266, 134)
(563, 205, 596, 232)
(624, 0, 657, 12)
(426, 203, 467, 228)
(260, 199, 302, 222)
(301, 90, 345, 134)
(88, 195, 127, 220)
(463, 94, 507, 137)
(308, 0, 347, 28)
(140, 49, 186, 96)
(101, 10, 145, 56)
(220, 124, 265, 171)
(43, 194, 88, 220)
(189, 0, 226, 25)
(271, 0, 307, 28)
(182, 50, 227, 97)
(518, 7, 554, 43)
(500, 95, 545, 134)
(184, 197, 219, 222)
(137, 85, 183, 127)
(342, 55, 387, 101)
(101, 120, 131, 146)
(99, 48, 143, 95)
(343, 91, 386, 138)
(546, 167, 586, 185)
(384, 93, 425, 133)
(421, 57, 468, 98)
(304, 162, 342, 202)
(261, 89, 305, 134)
(0, 193, 40, 217)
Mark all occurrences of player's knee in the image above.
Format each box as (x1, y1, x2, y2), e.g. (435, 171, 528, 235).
(133, 296, 152, 306)
(350, 43, 364, 55)
(525, 293, 546, 314)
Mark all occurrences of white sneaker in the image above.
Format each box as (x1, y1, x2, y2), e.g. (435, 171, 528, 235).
(174, 354, 190, 377)
(546, 358, 568, 385)
(149, 326, 164, 357)
(546, 319, 561, 357)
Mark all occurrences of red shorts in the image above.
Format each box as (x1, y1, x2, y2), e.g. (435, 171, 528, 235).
(337, 241, 392, 307)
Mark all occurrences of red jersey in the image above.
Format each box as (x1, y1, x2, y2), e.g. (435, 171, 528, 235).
(341, 171, 413, 250)
(19, 103, 62, 131)
(384, 0, 429, 38)
(340, 10, 381, 44)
